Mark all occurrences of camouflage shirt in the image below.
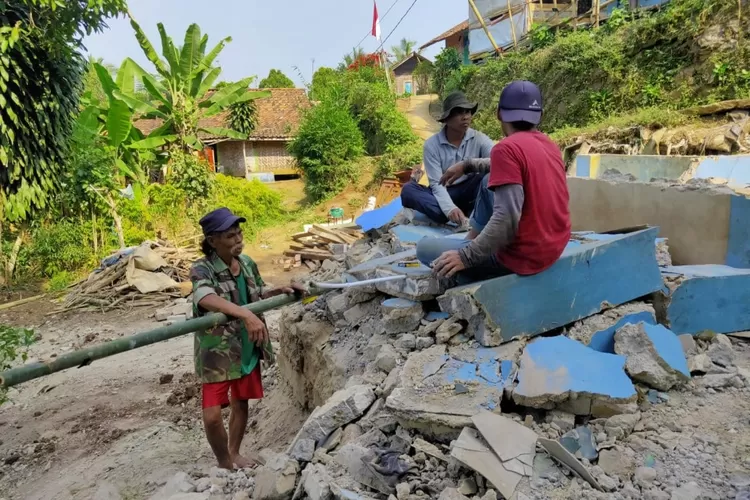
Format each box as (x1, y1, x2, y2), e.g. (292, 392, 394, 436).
(190, 253, 266, 383)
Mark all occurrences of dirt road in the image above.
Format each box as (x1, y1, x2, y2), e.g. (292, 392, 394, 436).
(398, 94, 441, 141)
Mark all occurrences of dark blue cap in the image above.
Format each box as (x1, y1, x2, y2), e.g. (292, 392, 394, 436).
(199, 207, 246, 235)
(498, 80, 543, 125)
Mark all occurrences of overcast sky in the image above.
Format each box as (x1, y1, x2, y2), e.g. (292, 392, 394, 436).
(84, 0, 466, 86)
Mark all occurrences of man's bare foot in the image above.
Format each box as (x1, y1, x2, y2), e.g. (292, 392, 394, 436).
(231, 453, 257, 469)
(217, 459, 234, 470)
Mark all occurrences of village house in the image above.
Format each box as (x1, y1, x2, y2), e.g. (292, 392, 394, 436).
(135, 88, 310, 180)
(419, 20, 470, 65)
(391, 52, 432, 96)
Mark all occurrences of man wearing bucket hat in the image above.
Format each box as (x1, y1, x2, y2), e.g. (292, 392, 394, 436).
(400, 91, 494, 227)
(416, 80, 571, 283)
(190, 207, 306, 469)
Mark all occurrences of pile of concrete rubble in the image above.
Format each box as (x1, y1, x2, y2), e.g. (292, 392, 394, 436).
(258, 208, 750, 500)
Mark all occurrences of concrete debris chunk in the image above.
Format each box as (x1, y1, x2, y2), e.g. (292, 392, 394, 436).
(513, 336, 637, 412)
(375, 265, 445, 301)
(472, 410, 537, 477)
(547, 410, 576, 433)
(678, 334, 697, 356)
(437, 488, 470, 500)
(436, 317, 464, 344)
(687, 354, 714, 374)
(604, 412, 641, 440)
(290, 438, 316, 463)
(706, 341, 735, 367)
(597, 446, 636, 479)
(669, 482, 703, 500)
(567, 302, 657, 353)
(253, 453, 299, 500)
(288, 385, 375, 453)
(326, 293, 349, 322)
(333, 444, 396, 495)
(344, 299, 379, 326)
(412, 438, 448, 462)
(382, 298, 423, 334)
(614, 322, 690, 391)
(440, 228, 663, 345)
(300, 463, 333, 500)
(450, 427, 526, 500)
(375, 344, 400, 373)
(394, 334, 416, 352)
(538, 437, 602, 491)
(152, 472, 197, 498)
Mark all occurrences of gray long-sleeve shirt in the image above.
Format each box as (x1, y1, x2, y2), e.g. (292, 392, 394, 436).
(423, 128, 494, 216)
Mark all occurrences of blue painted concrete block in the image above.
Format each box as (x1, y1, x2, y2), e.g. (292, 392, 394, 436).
(514, 336, 637, 409)
(693, 155, 750, 192)
(641, 323, 690, 379)
(727, 195, 750, 268)
(656, 265, 750, 335)
(356, 197, 402, 232)
(588, 311, 657, 353)
(439, 228, 664, 345)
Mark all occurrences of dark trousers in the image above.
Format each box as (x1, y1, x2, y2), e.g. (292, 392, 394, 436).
(400, 174, 484, 224)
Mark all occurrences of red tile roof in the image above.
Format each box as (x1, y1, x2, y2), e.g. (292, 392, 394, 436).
(133, 88, 310, 142)
(420, 20, 469, 50)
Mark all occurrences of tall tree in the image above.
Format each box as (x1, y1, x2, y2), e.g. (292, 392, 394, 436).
(0, 0, 126, 223)
(0, 0, 126, 282)
(343, 47, 365, 66)
(124, 18, 270, 152)
(259, 69, 294, 88)
(391, 38, 418, 63)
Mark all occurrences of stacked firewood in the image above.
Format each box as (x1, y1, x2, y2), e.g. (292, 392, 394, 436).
(282, 224, 362, 270)
(55, 240, 198, 314)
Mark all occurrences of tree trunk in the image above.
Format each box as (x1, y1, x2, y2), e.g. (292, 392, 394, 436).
(91, 208, 98, 254)
(105, 193, 126, 249)
(6, 230, 24, 283)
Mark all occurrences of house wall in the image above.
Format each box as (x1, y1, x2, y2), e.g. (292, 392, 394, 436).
(217, 140, 297, 178)
(395, 74, 416, 95)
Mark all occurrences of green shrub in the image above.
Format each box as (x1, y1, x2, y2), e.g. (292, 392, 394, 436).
(209, 175, 284, 235)
(432, 47, 463, 97)
(348, 80, 417, 155)
(0, 325, 35, 405)
(376, 141, 423, 182)
(45, 271, 78, 292)
(167, 152, 214, 200)
(289, 102, 365, 201)
(24, 221, 96, 277)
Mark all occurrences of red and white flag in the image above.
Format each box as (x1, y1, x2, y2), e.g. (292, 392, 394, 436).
(372, 1, 382, 41)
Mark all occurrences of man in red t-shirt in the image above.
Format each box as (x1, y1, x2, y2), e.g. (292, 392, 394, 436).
(416, 80, 571, 283)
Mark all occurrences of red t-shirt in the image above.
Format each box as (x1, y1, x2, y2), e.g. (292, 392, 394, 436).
(488, 130, 571, 275)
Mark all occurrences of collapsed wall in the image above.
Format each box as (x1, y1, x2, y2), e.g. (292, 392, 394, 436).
(263, 177, 750, 500)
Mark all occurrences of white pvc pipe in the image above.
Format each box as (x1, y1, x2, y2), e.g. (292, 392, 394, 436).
(313, 275, 407, 289)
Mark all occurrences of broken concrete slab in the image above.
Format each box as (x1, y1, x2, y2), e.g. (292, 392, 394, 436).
(547, 410, 576, 433)
(412, 438, 448, 462)
(290, 438, 315, 463)
(687, 353, 714, 374)
(450, 427, 525, 500)
(375, 344, 400, 373)
(678, 334, 698, 356)
(382, 298, 423, 334)
(253, 453, 299, 500)
(472, 410, 537, 478)
(614, 322, 690, 391)
(300, 463, 334, 500)
(655, 265, 750, 335)
(513, 336, 637, 413)
(597, 446, 636, 479)
(343, 299, 380, 326)
(567, 302, 657, 354)
(375, 264, 445, 301)
(707, 341, 735, 367)
(288, 385, 376, 453)
(347, 249, 417, 280)
(385, 345, 517, 440)
(439, 228, 663, 346)
(333, 444, 397, 495)
(538, 437, 602, 490)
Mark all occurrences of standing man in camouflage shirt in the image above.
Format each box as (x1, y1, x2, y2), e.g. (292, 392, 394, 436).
(190, 207, 305, 470)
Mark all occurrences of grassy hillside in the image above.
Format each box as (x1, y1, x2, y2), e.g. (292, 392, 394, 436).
(454, 0, 749, 139)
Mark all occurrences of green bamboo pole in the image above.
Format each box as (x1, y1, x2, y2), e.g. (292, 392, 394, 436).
(0, 287, 325, 389)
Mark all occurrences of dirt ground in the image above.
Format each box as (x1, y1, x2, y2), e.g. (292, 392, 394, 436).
(0, 292, 309, 500)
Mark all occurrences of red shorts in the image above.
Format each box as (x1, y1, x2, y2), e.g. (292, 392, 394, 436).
(202, 366, 264, 409)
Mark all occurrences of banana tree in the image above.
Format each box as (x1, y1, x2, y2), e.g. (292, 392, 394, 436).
(123, 18, 271, 152)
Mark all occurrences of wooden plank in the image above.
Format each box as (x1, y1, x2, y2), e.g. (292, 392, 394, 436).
(291, 232, 314, 242)
(283, 250, 333, 261)
(0, 294, 45, 311)
(308, 226, 346, 244)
